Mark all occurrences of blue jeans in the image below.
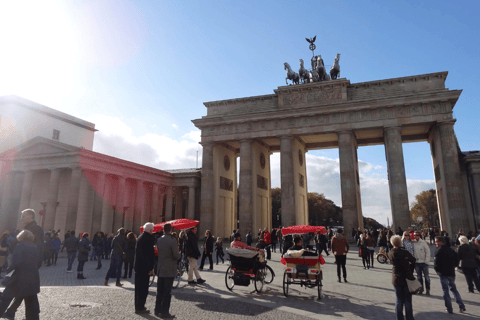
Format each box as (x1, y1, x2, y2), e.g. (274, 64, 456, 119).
(67, 252, 76, 270)
(414, 263, 430, 291)
(393, 284, 414, 320)
(105, 254, 123, 283)
(439, 276, 465, 312)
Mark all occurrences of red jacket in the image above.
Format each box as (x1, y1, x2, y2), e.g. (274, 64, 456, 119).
(264, 231, 271, 244)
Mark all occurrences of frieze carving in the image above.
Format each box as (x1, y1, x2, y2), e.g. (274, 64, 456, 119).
(283, 87, 342, 106)
(201, 100, 451, 137)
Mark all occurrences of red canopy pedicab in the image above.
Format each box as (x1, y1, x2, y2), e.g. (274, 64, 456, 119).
(142, 219, 199, 288)
(280, 225, 327, 300)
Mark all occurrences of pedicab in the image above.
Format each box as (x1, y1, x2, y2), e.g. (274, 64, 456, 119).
(225, 246, 272, 293)
(142, 219, 199, 288)
(280, 225, 327, 300)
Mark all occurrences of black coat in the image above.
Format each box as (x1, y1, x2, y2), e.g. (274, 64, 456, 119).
(388, 247, 415, 286)
(24, 220, 44, 267)
(77, 238, 90, 262)
(457, 243, 478, 269)
(134, 232, 155, 274)
(93, 236, 106, 256)
(124, 239, 136, 263)
(434, 244, 459, 277)
(3, 241, 40, 298)
(203, 235, 214, 254)
(186, 230, 201, 259)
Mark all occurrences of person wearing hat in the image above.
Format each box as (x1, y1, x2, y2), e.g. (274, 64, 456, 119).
(230, 233, 261, 251)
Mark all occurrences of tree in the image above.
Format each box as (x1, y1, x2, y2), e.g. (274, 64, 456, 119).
(363, 217, 384, 230)
(271, 189, 343, 227)
(410, 189, 439, 229)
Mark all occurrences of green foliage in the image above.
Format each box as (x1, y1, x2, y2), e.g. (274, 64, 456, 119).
(410, 189, 439, 228)
(270, 188, 342, 227)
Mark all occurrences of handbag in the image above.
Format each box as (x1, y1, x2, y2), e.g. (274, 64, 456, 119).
(406, 277, 423, 293)
(1, 270, 16, 287)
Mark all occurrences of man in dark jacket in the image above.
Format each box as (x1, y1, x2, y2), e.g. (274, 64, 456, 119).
(20, 209, 44, 268)
(186, 227, 205, 285)
(199, 230, 214, 270)
(0, 230, 40, 320)
(434, 236, 466, 314)
(105, 228, 126, 287)
(64, 231, 79, 272)
(134, 223, 155, 314)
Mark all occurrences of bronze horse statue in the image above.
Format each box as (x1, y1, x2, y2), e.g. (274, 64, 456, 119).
(299, 59, 310, 84)
(284, 62, 299, 85)
(330, 53, 340, 80)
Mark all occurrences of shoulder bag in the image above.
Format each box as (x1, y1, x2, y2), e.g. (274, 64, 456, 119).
(406, 277, 422, 293)
(1, 270, 16, 287)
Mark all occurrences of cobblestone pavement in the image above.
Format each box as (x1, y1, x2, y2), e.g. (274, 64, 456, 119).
(2, 244, 480, 319)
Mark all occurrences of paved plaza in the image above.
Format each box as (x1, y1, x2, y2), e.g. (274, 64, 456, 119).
(2, 244, 479, 319)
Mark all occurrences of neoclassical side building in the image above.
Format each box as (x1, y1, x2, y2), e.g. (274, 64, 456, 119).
(0, 96, 201, 238)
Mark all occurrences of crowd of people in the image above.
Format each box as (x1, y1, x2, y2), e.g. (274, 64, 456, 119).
(1, 207, 480, 320)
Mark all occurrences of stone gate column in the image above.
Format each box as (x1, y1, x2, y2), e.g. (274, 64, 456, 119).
(113, 176, 126, 232)
(44, 168, 62, 232)
(165, 186, 173, 221)
(0, 171, 16, 234)
(338, 131, 362, 241)
(19, 170, 34, 211)
(384, 126, 410, 230)
(437, 120, 469, 234)
(158, 187, 165, 222)
(200, 142, 214, 234)
(152, 183, 160, 222)
(280, 136, 295, 227)
(55, 167, 82, 234)
(101, 175, 114, 234)
(174, 187, 183, 219)
(75, 171, 95, 235)
(239, 139, 253, 234)
(188, 186, 196, 220)
(136, 180, 146, 230)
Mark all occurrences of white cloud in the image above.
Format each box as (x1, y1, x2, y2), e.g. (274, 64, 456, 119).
(90, 116, 435, 226)
(172, 124, 178, 129)
(89, 114, 201, 169)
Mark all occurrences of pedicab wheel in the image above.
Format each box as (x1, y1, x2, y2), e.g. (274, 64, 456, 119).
(225, 267, 235, 291)
(283, 271, 290, 297)
(377, 253, 387, 264)
(254, 269, 264, 293)
(264, 265, 275, 284)
(317, 277, 322, 300)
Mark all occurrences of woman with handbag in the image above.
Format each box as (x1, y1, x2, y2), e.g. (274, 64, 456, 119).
(77, 233, 90, 279)
(388, 235, 416, 320)
(0, 230, 40, 320)
(457, 235, 480, 293)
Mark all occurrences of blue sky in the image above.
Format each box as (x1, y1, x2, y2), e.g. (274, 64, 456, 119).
(1, 0, 479, 226)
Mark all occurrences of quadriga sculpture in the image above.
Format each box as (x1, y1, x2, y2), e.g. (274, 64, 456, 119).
(284, 62, 299, 85)
(330, 53, 340, 80)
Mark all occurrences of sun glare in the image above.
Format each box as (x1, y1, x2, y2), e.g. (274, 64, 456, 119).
(0, 1, 79, 102)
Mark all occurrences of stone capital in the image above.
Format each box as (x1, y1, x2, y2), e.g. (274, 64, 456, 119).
(436, 119, 457, 127)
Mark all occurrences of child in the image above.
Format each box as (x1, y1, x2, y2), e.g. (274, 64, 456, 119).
(215, 237, 224, 264)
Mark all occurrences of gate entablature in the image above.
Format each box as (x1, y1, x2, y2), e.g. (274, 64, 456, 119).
(194, 72, 459, 151)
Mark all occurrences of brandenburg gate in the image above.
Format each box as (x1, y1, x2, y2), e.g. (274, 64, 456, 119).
(193, 71, 470, 239)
